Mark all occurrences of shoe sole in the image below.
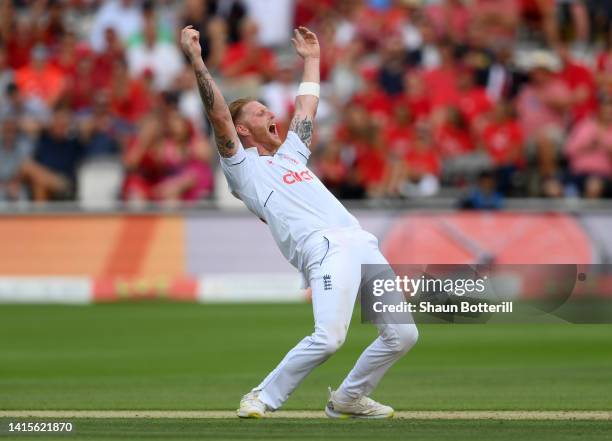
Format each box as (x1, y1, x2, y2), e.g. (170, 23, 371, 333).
(236, 410, 264, 419)
(325, 406, 394, 420)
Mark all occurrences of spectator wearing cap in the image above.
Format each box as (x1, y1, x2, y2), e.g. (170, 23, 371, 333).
(565, 98, 612, 198)
(516, 50, 572, 181)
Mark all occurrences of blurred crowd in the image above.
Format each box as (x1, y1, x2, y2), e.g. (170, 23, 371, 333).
(2, 0, 612, 207)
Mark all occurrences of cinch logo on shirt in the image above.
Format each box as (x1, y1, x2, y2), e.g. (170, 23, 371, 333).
(283, 170, 314, 185)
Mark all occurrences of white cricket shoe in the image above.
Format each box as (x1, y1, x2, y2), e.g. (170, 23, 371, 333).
(325, 387, 394, 419)
(236, 391, 267, 418)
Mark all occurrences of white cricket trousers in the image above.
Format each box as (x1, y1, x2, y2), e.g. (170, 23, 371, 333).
(253, 227, 418, 410)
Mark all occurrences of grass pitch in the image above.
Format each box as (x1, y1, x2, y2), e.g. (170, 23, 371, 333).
(0, 303, 611, 439)
(2, 418, 612, 441)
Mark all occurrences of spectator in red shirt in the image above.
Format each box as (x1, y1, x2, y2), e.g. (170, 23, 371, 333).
(351, 67, 394, 123)
(423, 41, 461, 115)
(396, 70, 432, 123)
(39, 0, 68, 49)
(384, 104, 414, 158)
(456, 66, 493, 134)
(15, 45, 66, 107)
(3, 15, 36, 70)
(390, 123, 441, 198)
(520, 0, 558, 44)
(94, 28, 126, 90)
(315, 139, 351, 197)
(50, 32, 81, 78)
(356, 136, 390, 198)
(108, 58, 154, 124)
(557, 43, 597, 122)
(481, 100, 525, 194)
(220, 18, 277, 83)
(435, 107, 474, 158)
(63, 46, 97, 111)
(122, 111, 214, 203)
(470, 0, 520, 43)
(565, 98, 612, 198)
(425, 0, 472, 44)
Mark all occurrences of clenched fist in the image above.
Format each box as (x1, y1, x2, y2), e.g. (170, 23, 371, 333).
(181, 25, 202, 60)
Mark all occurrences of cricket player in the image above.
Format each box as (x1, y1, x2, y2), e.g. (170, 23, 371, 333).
(180, 25, 418, 419)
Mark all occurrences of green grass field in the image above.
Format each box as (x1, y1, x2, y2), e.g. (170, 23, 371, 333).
(1, 303, 611, 440)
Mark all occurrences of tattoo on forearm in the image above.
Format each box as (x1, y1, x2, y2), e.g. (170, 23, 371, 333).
(193, 66, 236, 158)
(290, 116, 314, 147)
(194, 68, 215, 110)
(214, 133, 236, 158)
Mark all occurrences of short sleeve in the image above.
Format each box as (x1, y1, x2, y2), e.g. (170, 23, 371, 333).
(281, 131, 311, 164)
(219, 144, 253, 195)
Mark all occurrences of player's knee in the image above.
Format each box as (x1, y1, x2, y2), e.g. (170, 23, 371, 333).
(385, 324, 418, 355)
(316, 326, 346, 357)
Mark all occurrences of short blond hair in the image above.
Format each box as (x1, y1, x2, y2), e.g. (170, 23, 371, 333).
(228, 98, 256, 125)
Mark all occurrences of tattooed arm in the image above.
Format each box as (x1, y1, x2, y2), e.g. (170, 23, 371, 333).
(181, 26, 239, 158)
(289, 27, 320, 150)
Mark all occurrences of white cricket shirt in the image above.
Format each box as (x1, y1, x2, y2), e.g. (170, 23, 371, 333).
(220, 131, 360, 270)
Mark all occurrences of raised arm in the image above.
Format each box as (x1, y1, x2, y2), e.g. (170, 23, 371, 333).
(180, 26, 239, 158)
(289, 27, 321, 150)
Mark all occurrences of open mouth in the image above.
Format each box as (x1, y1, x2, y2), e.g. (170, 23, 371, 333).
(268, 123, 277, 136)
